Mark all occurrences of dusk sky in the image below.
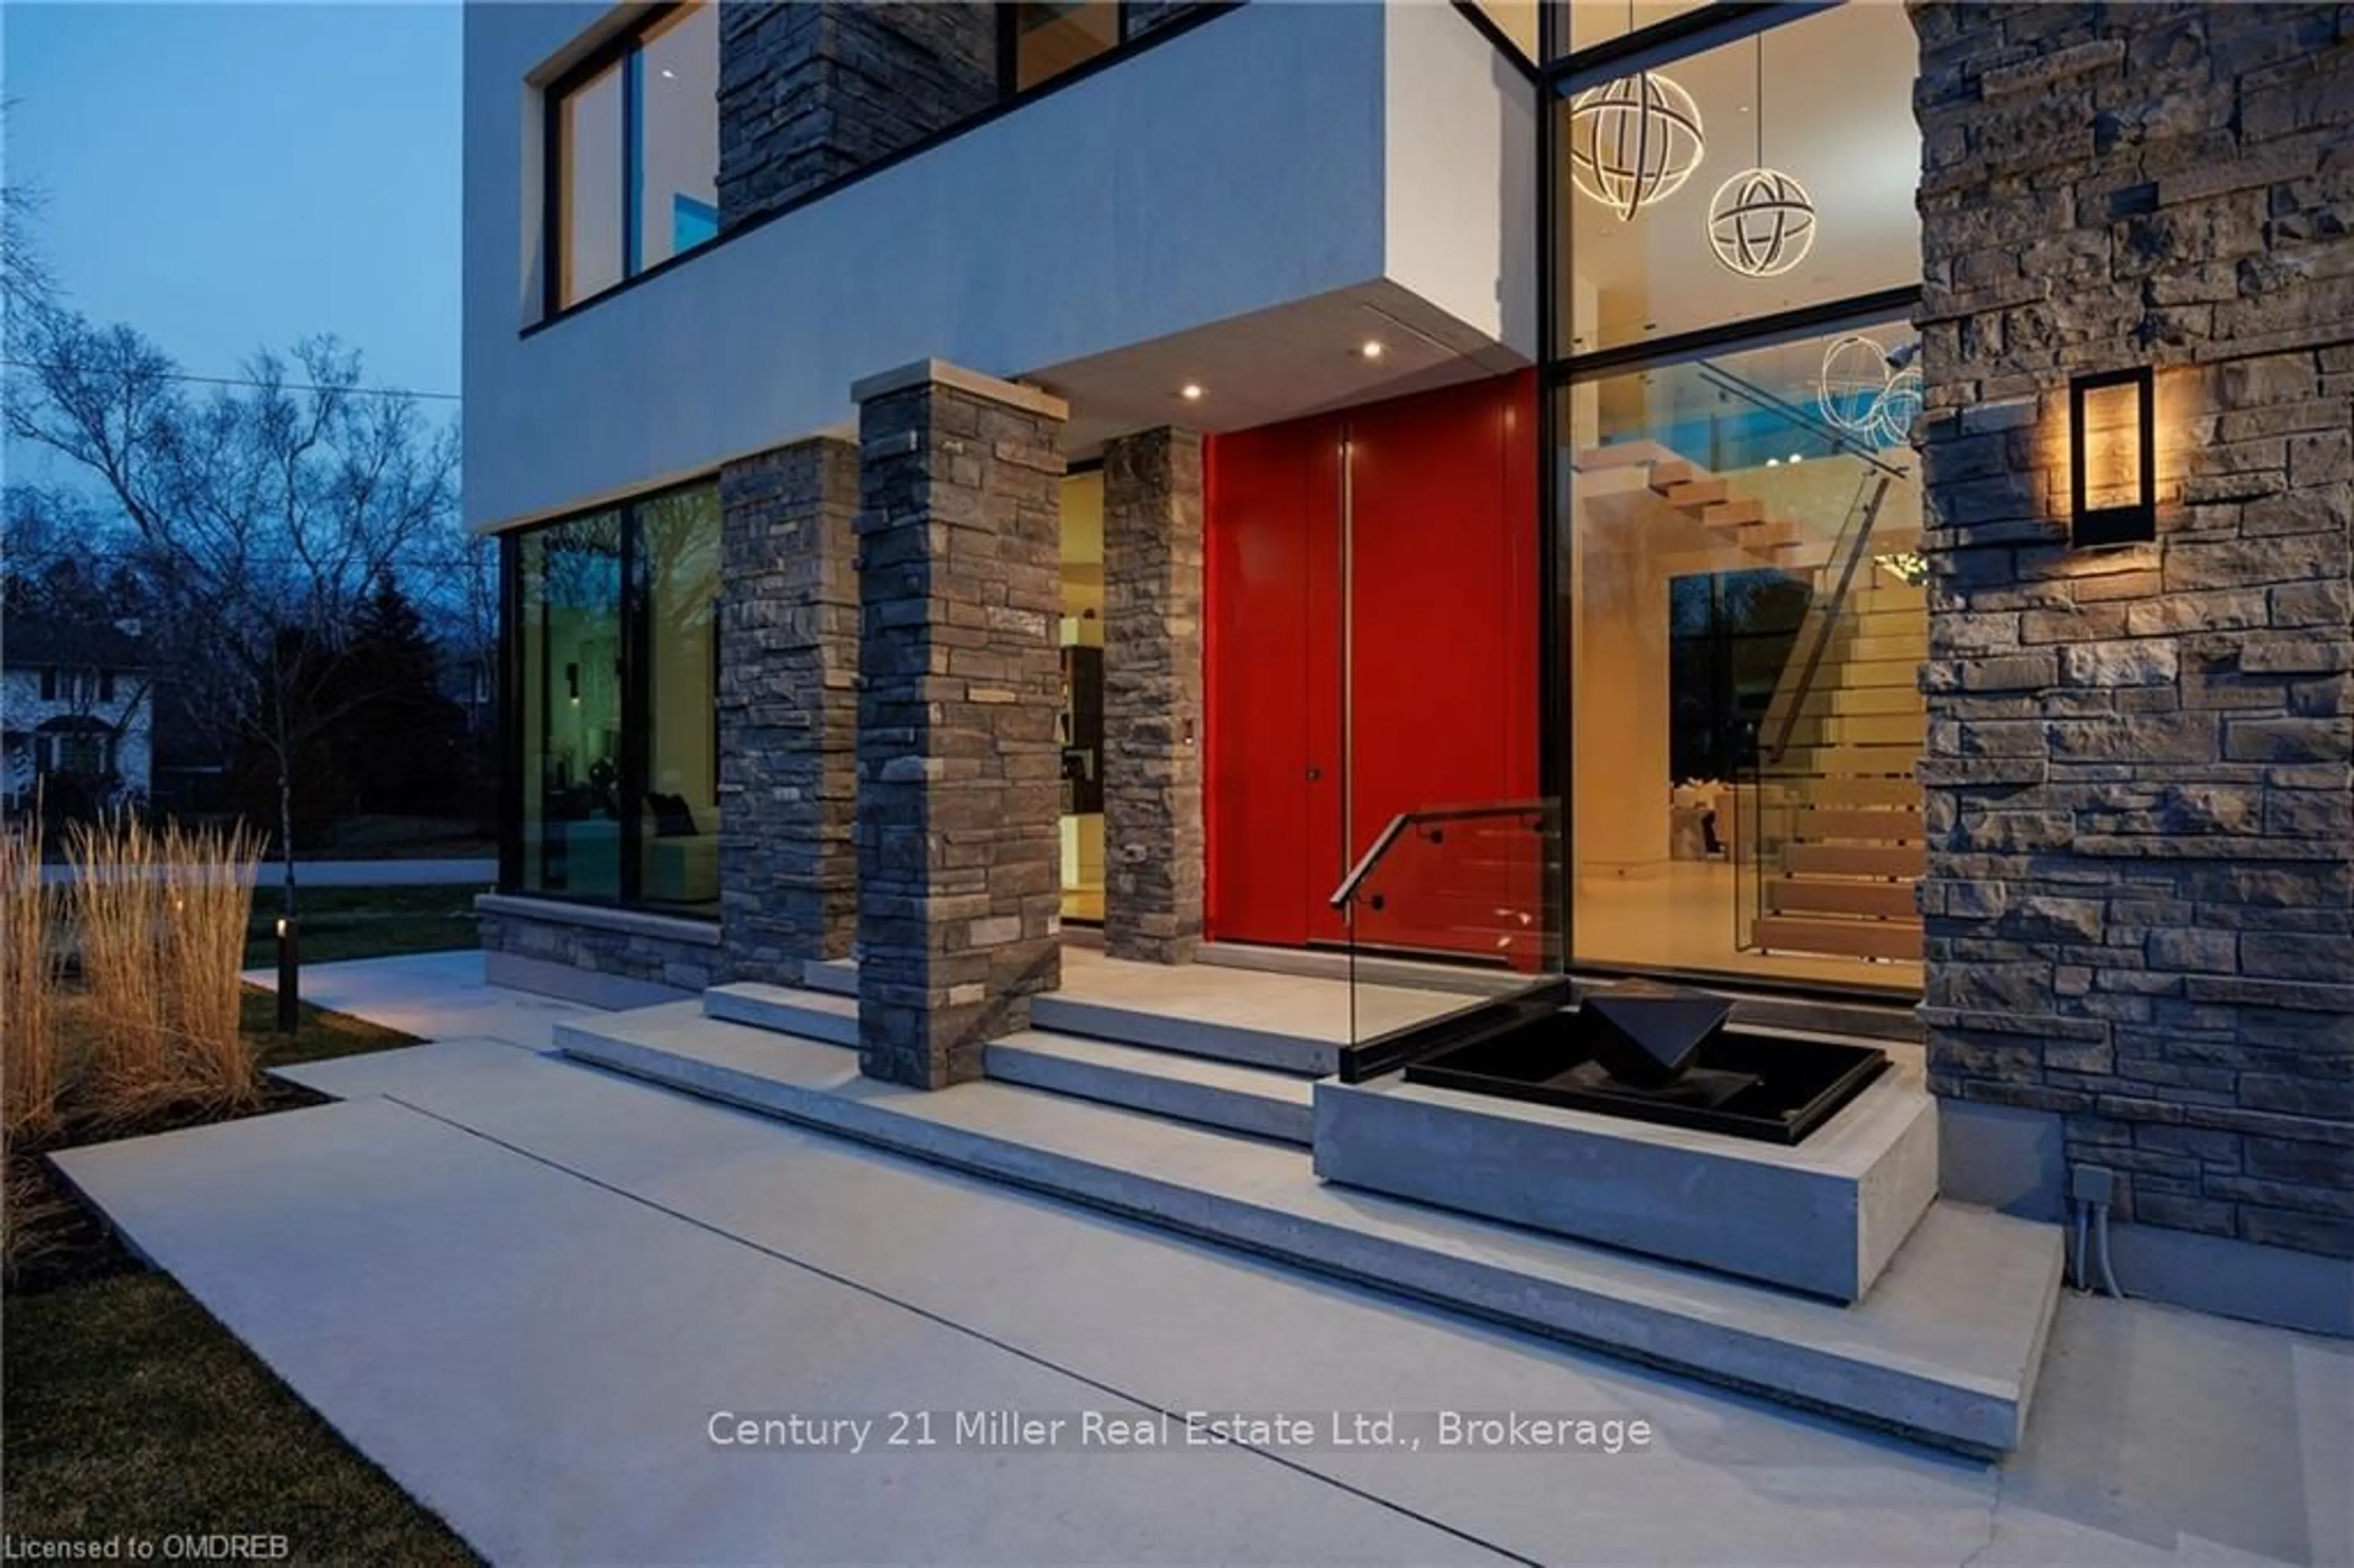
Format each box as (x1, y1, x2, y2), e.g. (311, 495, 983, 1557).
(4, 0, 462, 476)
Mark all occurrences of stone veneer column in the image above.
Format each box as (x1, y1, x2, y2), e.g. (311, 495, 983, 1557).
(853, 362, 1067, 1088)
(717, 437, 861, 987)
(1100, 427, 1206, 964)
(1912, 4, 2353, 1271)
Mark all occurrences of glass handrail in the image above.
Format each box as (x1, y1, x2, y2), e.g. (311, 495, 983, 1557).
(1329, 797, 1561, 1081)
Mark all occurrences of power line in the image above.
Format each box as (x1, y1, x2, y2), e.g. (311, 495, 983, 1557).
(1, 358, 461, 402)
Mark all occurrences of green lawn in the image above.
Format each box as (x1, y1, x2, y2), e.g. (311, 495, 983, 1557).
(243, 885, 482, 969)
(4, 994, 474, 1563)
(4, 1274, 477, 1564)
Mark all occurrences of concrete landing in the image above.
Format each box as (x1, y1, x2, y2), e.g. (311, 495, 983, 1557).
(61, 1033, 2352, 1565)
(554, 1004, 2063, 1455)
(798, 946, 1471, 1075)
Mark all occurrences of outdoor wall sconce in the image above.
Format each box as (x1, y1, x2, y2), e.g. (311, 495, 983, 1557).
(2070, 367, 2156, 547)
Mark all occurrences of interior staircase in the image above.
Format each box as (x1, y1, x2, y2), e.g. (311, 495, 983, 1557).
(1754, 576, 1927, 963)
(1575, 440, 1834, 574)
(1574, 438, 1927, 967)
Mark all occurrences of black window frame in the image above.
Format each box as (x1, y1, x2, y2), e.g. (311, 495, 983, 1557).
(999, 1, 1132, 97)
(543, 2, 718, 320)
(1536, 0, 1926, 996)
(529, 2, 1240, 333)
(498, 474, 722, 918)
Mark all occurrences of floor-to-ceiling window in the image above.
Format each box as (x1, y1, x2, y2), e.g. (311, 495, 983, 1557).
(1544, 1, 1925, 992)
(504, 479, 720, 914)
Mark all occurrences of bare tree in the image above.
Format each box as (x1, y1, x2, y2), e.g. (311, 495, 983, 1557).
(6, 310, 461, 913)
(2, 99, 53, 325)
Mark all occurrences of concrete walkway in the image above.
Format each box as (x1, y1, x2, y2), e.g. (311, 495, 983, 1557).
(47, 856, 493, 887)
(53, 958, 2354, 1564)
(238, 950, 589, 1052)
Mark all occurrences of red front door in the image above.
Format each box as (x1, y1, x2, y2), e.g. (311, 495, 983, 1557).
(1205, 370, 1539, 954)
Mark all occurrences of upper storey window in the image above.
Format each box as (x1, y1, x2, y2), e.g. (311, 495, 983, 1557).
(1009, 2, 1121, 92)
(551, 2, 718, 312)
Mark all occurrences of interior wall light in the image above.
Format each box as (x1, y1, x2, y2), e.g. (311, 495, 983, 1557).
(1707, 34, 1815, 278)
(1568, 70, 1705, 221)
(2070, 367, 2155, 547)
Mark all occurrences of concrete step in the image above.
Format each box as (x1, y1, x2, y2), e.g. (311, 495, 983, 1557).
(703, 981, 858, 1046)
(800, 959, 859, 998)
(552, 1004, 2062, 1456)
(1029, 992, 1339, 1076)
(786, 953, 1345, 1075)
(986, 1032, 1315, 1146)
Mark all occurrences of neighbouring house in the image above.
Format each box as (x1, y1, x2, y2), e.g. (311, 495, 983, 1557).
(1, 614, 154, 814)
(465, 0, 2353, 1402)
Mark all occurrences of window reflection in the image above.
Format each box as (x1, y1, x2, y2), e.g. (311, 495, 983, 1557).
(638, 487, 722, 911)
(512, 482, 722, 912)
(520, 512, 625, 900)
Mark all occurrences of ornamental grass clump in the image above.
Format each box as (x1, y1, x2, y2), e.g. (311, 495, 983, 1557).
(65, 813, 262, 1122)
(1, 818, 61, 1144)
(158, 818, 264, 1106)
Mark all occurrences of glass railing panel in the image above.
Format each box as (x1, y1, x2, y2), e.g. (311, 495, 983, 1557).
(1328, 800, 1560, 1079)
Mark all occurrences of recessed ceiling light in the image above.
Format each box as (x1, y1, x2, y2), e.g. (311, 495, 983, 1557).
(1180, 383, 1204, 402)
(1360, 340, 1385, 360)
(661, 67, 676, 79)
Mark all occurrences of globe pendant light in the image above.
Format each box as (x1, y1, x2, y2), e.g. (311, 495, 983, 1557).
(1707, 35, 1815, 278)
(1569, 70, 1707, 222)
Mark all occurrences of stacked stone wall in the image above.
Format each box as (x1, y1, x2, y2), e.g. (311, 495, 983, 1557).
(853, 365, 1067, 1089)
(1911, 2, 2354, 1255)
(718, 3, 997, 230)
(717, 438, 861, 987)
(1102, 427, 1206, 964)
